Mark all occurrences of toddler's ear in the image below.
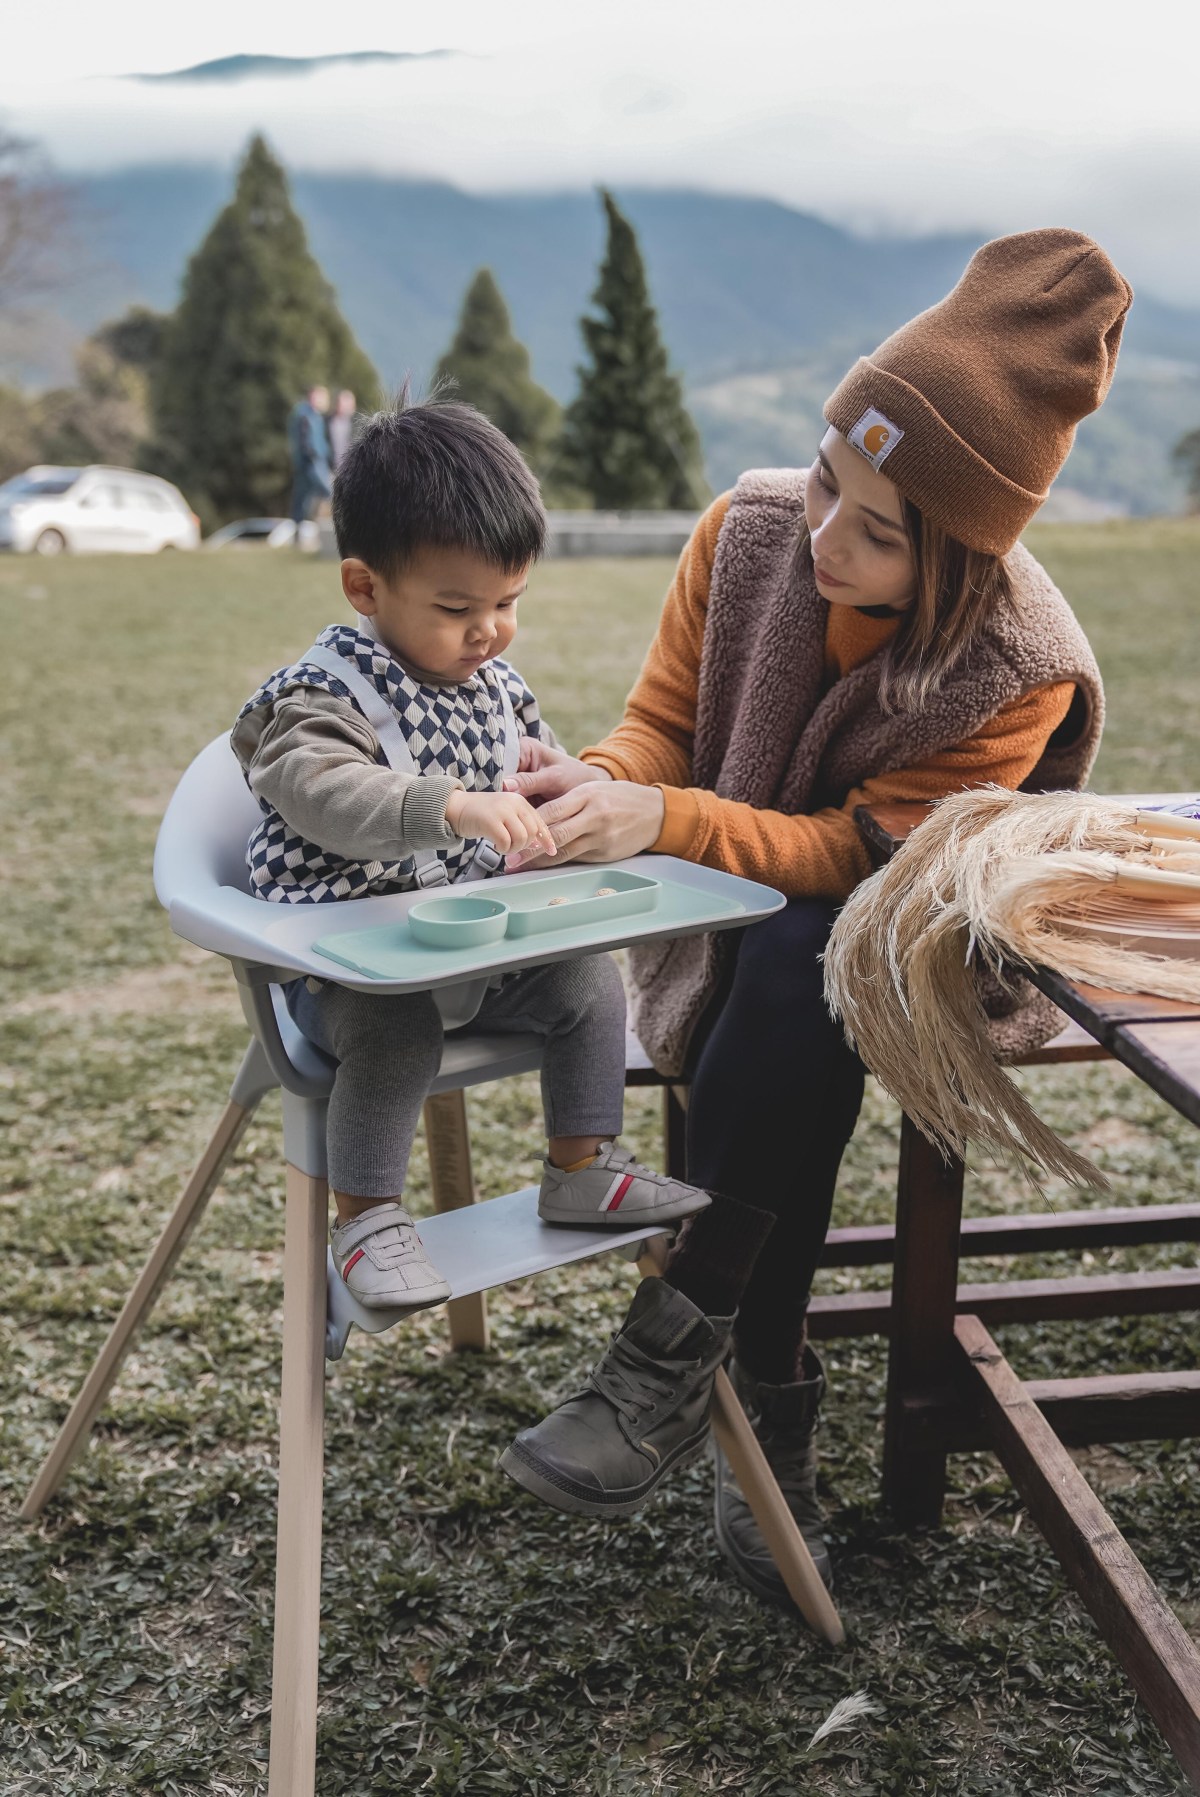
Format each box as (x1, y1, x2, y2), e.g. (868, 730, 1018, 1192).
(340, 558, 377, 616)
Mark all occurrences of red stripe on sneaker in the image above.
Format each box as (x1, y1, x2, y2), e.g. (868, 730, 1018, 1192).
(605, 1174, 635, 1212)
(342, 1248, 366, 1280)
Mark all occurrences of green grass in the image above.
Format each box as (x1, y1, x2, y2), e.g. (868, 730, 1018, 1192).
(1, 524, 1199, 1795)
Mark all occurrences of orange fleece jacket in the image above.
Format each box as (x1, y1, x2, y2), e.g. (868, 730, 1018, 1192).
(582, 493, 1075, 900)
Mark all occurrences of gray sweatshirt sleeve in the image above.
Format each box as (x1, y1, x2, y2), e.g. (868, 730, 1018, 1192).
(231, 687, 466, 863)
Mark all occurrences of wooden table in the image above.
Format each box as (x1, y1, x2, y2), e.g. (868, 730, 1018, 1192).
(856, 799, 1200, 1790)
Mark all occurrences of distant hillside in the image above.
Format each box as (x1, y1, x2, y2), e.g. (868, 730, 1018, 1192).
(124, 51, 455, 84)
(689, 349, 1200, 518)
(36, 167, 1200, 513)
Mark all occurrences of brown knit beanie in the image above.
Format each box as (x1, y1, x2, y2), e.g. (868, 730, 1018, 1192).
(823, 230, 1133, 554)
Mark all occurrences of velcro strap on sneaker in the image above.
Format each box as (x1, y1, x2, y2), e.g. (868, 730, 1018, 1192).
(335, 1203, 414, 1252)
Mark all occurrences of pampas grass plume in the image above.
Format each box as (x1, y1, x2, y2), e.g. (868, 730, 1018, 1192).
(807, 1690, 881, 1749)
(824, 788, 1200, 1188)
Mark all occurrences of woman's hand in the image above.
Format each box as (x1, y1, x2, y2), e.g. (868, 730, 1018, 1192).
(505, 780, 665, 870)
(502, 736, 612, 806)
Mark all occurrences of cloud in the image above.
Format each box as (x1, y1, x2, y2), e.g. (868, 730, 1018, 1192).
(4, 3, 1198, 303)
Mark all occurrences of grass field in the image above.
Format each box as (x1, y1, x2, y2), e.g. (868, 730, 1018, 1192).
(2, 521, 1199, 1795)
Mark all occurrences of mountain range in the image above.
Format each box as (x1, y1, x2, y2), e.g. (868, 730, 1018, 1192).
(123, 51, 456, 85)
(42, 166, 1200, 513)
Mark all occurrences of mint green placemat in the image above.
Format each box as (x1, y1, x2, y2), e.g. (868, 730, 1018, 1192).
(313, 875, 746, 982)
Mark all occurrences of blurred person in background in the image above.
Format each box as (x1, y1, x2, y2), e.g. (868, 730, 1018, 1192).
(328, 389, 358, 470)
(288, 383, 332, 536)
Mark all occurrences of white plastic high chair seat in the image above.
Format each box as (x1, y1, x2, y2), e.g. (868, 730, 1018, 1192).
(151, 734, 695, 1369)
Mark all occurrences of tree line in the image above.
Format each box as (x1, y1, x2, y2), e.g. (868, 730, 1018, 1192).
(0, 136, 708, 527)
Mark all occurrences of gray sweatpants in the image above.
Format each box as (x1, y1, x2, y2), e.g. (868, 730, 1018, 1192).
(286, 954, 627, 1196)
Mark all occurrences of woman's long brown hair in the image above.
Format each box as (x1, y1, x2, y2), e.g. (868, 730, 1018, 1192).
(800, 499, 1014, 714)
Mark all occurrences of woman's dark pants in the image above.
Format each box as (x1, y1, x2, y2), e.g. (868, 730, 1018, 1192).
(682, 897, 865, 1379)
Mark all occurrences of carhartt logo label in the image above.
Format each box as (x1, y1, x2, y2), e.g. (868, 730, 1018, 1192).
(849, 407, 904, 470)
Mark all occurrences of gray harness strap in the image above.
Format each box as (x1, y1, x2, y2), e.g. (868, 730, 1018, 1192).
(302, 642, 519, 888)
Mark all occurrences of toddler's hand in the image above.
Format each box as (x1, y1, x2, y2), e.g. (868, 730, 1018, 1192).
(445, 788, 558, 859)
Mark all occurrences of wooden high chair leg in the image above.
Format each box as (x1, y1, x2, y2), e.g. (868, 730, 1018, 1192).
(636, 1238, 845, 1646)
(708, 1371, 845, 1644)
(423, 1090, 489, 1351)
(267, 1163, 328, 1797)
(20, 1095, 259, 1520)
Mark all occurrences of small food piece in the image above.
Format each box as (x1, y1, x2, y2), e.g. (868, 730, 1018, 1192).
(595, 886, 617, 897)
(547, 896, 568, 906)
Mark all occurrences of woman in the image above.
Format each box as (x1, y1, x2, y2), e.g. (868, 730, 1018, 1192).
(498, 230, 1129, 1608)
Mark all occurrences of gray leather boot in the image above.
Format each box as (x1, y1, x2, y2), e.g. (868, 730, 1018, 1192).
(500, 1278, 734, 1518)
(713, 1346, 832, 1604)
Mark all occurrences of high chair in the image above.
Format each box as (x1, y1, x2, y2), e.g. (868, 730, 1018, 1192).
(20, 735, 841, 1797)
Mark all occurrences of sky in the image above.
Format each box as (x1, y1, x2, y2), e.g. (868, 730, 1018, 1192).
(4, 0, 1200, 304)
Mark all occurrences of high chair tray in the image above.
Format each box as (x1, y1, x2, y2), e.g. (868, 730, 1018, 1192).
(166, 854, 785, 993)
(315, 865, 733, 981)
(314, 867, 667, 977)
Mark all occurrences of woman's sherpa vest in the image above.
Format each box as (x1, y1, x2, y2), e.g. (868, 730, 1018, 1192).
(629, 469, 1106, 1076)
(237, 623, 541, 903)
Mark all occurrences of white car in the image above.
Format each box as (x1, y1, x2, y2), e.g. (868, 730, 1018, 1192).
(0, 465, 200, 555)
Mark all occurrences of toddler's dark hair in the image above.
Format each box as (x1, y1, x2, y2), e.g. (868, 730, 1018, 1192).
(333, 394, 546, 576)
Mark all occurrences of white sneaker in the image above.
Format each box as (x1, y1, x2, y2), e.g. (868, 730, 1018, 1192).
(330, 1204, 452, 1310)
(538, 1143, 711, 1227)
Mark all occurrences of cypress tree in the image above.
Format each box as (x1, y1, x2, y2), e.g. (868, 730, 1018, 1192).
(561, 190, 708, 511)
(151, 135, 380, 523)
(434, 269, 560, 477)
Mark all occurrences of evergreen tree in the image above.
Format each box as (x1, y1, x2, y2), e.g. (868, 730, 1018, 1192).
(93, 305, 167, 377)
(1173, 427, 1200, 512)
(151, 136, 380, 523)
(434, 269, 560, 477)
(35, 307, 167, 472)
(0, 385, 41, 483)
(35, 338, 150, 471)
(561, 190, 708, 511)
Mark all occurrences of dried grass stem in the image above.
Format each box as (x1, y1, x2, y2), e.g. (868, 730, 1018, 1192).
(824, 788, 1200, 1188)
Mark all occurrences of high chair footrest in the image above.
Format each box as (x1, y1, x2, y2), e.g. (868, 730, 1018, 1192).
(324, 1185, 672, 1359)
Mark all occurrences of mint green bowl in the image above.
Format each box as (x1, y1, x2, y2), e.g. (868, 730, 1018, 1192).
(407, 894, 509, 949)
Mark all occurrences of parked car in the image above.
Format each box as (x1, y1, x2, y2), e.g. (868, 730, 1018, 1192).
(204, 517, 297, 550)
(0, 465, 200, 555)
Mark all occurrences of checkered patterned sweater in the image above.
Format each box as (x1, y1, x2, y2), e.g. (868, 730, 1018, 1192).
(234, 623, 542, 904)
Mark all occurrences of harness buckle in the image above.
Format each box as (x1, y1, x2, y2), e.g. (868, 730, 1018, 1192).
(468, 842, 505, 878)
(414, 862, 450, 889)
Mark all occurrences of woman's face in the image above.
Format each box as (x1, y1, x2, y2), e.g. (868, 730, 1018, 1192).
(804, 428, 917, 610)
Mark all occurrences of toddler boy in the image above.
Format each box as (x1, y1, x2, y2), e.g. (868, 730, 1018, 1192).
(231, 399, 709, 1308)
